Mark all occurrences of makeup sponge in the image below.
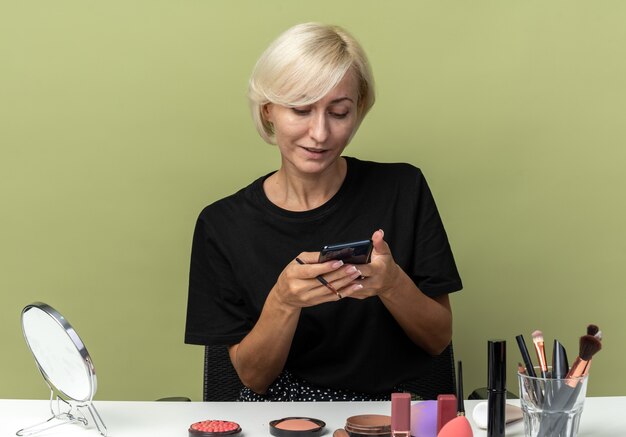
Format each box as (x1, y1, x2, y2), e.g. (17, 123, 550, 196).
(471, 401, 523, 429)
(436, 416, 473, 437)
(411, 401, 437, 437)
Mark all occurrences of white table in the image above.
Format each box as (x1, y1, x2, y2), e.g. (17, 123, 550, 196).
(0, 398, 624, 436)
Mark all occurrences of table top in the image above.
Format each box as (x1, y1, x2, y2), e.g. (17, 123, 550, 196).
(1, 397, 624, 437)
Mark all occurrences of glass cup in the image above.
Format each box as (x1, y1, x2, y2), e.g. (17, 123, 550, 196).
(517, 371, 588, 437)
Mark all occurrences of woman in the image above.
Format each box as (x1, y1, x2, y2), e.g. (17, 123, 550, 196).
(185, 22, 462, 401)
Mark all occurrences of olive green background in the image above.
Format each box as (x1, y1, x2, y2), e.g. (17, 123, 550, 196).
(1, 1, 624, 401)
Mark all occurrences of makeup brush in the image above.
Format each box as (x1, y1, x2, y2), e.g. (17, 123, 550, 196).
(560, 334, 602, 418)
(594, 329, 603, 341)
(531, 330, 549, 379)
(540, 339, 569, 437)
(566, 334, 602, 380)
(539, 335, 603, 437)
(587, 324, 602, 341)
(582, 325, 601, 375)
(518, 363, 538, 404)
(515, 335, 537, 378)
(562, 335, 602, 415)
(437, 361, 473, 437)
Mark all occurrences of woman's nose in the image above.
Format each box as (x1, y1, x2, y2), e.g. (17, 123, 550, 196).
(309, 112, 329, 143)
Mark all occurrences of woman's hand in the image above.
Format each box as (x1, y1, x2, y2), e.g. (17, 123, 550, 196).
(272, 253, 364, 307)
(338, 228, 453, 355)
(231, 251, 366, 393)
(341, 229, 401, 299)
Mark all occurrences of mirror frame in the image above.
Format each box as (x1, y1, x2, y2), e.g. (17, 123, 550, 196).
(18, 302, 107, 436)
(21, 302, 98, 402)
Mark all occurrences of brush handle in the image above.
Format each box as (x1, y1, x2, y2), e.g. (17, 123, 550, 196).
(533, 341, 549, 379)
(516, 335, 537, 378)
(565, 357, 590, 382)
(537, 381, 584, 437)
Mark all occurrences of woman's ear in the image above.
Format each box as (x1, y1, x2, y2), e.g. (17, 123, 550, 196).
(262, 103, 273, 123)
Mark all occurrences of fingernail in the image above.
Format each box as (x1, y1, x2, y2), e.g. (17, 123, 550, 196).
(332, 260, 344, 269)
(378, 229, 384, 237)
(352, 284, 363, 291)
(346, 265, 357, 274)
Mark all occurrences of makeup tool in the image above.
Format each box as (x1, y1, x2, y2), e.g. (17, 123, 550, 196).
(189, 420, 241, 437)
(576, 325, 601, 377)
(437, 361, 473, 437)
(436, 395, 456, 433)
(471, 402, 523, 430)
(515, 334, 537, 378)
(551, 339, 569, 379)
(270, 417, 325, 437)
(295, 257, 341, 298)
(531, 330, 549, 378)
(517, 362, 538, 405)
(345, 415, 391, 437)
(517, 335, 544, 405)
(565, 334, 602, 381)
(536, 334, 602, 437)
(391, 393, 411, 437)
(487, 340, 506, 437)
(588, 324, 602, 341)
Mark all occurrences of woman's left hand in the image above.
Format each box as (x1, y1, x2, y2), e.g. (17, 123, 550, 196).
(342, 228, 452, 355)
(341, 229, 400, 299)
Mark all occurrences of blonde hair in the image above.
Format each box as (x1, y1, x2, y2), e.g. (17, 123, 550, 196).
(248, 23, 375, 144)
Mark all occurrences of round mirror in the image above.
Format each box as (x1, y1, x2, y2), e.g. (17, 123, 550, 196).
(21, 302, 97, 402)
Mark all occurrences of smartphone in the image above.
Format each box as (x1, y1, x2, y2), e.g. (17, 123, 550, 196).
(318, 239, 373, 264)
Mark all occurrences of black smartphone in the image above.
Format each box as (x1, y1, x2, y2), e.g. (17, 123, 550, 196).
(318, 239, 373, 264)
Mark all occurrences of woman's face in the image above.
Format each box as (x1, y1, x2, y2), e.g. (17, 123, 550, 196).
(263, 71, 359, 176)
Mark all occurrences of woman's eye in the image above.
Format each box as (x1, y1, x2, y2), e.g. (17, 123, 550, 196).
(330, 111, 349, 119)
(292, 108, 311, 116)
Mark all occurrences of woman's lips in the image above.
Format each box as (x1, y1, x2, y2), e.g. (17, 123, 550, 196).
(302, 146, 325, 153)
(300, 146, 328, 158)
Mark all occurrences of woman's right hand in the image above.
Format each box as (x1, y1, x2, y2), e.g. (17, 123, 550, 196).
(272, 253, 364, 308)
(231, 253, 363, 394)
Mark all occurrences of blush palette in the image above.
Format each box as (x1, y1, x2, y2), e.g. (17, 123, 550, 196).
(189, 420, 242, 437)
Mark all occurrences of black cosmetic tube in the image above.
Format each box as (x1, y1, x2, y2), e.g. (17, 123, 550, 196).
(552, 339, 569, 379)
(488, 340, 506, 437)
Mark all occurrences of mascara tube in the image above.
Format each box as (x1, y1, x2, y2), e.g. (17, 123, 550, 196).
(488, 340, 506, 437)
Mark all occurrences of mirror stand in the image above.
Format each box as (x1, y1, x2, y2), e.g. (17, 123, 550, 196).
(16, 388, 108, 437)
(19, 303, 109, 437)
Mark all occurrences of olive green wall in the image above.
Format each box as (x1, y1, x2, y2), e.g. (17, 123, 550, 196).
(1, 1, 624, 401)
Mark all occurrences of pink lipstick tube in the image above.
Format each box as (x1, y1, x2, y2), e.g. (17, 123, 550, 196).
(391, 393, 411, 437)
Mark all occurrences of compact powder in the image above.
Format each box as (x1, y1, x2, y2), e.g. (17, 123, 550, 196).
(270, 417, 325, 437)
(346, 415, 391, 428)
(345, 415, 391, 437)
(276, 419, 321, 431)
(189, 420, 241, 437)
